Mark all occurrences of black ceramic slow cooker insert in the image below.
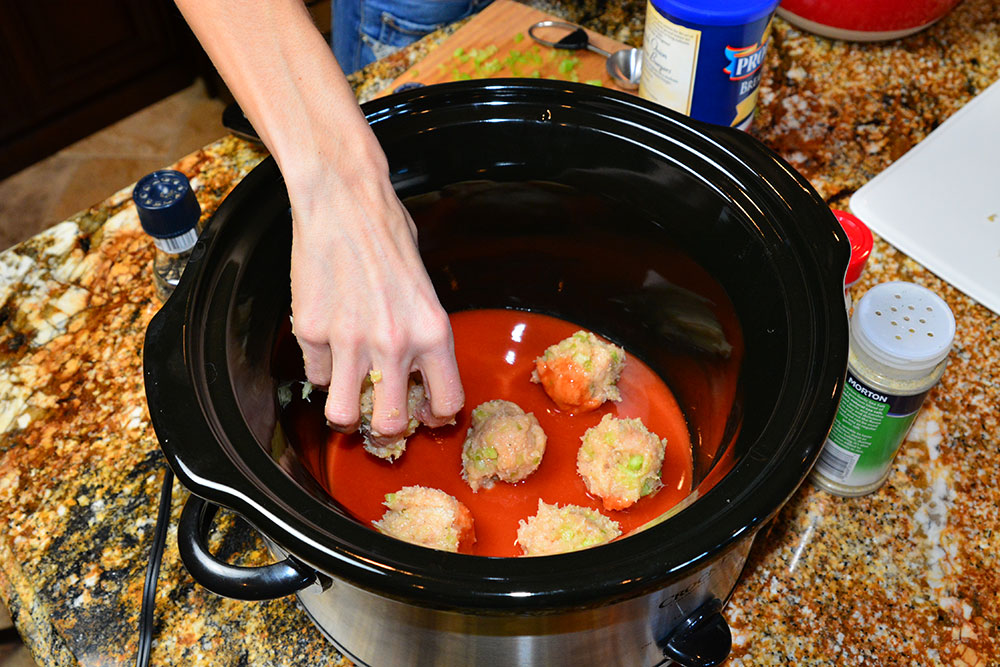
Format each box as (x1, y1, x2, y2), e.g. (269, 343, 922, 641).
(143, 79, 850, 667)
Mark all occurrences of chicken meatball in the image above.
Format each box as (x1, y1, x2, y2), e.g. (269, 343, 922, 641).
(373, 485, 476, 553)
(516, 500, 621, 556)
(359, 372, 441, 461)
(462, 400, 547, 491)
(532, 330, 626, 413)
(577, 414, 667, 511)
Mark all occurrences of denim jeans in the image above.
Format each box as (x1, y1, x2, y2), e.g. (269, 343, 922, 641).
(332, 0, 494, 74)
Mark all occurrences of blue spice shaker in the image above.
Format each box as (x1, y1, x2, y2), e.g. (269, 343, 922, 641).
(133, 169, 201, 302)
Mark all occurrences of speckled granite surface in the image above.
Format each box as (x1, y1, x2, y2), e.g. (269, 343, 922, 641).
(1, 1, 998, 665)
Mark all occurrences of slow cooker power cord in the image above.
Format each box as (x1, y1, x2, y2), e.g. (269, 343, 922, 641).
(135, 465, 174, 667)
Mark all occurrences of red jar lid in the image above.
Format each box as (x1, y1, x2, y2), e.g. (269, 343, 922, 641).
(833, 209, 873, 286)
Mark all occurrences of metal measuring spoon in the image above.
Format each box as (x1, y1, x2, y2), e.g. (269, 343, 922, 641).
(528, 20, 642, 90)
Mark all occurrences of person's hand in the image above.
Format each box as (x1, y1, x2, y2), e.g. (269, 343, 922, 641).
(285, 138, 464, 440)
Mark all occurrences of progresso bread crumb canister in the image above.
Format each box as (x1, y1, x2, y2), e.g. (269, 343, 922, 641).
(811, 282, 956, 497)
(639, 0, 779, 130)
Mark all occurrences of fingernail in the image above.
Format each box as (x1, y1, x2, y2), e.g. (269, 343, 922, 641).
(328, 421, 359, 434)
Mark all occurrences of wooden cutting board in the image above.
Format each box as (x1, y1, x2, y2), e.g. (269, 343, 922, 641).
(381, 0, 635, 96)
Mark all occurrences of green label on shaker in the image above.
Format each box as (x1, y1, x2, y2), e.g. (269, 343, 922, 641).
(814, 372, 930, 487)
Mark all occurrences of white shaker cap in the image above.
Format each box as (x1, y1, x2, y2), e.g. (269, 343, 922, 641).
(851, 281, 956, 372)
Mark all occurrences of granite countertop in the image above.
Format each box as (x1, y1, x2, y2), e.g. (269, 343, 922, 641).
(1, 0, 998, 664)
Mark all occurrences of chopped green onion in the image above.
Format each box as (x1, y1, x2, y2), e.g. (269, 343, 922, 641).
(481, 59, 502, 75)
(558, 57, 580, 75)
(277, 383, 292, 409)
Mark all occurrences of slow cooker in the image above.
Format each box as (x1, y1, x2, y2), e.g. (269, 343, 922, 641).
(143, 79, 850, 666)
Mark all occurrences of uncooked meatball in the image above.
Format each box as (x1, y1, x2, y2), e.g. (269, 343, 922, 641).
(532, 330, 626, 413)
(359, 372, 437, 461)
(462, 400, 547, 491)
(577, 414, 667, 511)
(373, 485, 476, 553)
(516, 500, 621, 556)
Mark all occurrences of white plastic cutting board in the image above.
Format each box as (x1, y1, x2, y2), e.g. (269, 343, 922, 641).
(850, 78, 1000, 315)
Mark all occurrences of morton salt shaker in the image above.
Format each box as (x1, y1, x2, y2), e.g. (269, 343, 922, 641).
(133, 169, 201, 302)
(811, 281, 956, 497)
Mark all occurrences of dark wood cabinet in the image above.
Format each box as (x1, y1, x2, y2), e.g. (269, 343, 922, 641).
(0, 0, 201, 178)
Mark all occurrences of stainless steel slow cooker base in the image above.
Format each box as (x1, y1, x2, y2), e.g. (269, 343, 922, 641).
(274, 538, 753, 667)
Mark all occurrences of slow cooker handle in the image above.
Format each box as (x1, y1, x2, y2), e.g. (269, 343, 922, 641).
(659, 598, 731, 667)
(177, 495, 318, 600)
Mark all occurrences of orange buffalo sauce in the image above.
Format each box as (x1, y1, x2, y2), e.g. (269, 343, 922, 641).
(287, 309, 694, 558)
(533, 356, 602, 413)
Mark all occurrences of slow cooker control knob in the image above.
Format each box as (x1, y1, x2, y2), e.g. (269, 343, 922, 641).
(658, 597, 731, 667)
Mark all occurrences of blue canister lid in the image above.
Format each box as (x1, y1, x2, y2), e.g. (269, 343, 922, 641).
(649, 0, 778, 26)
(132, 170, 201, 239)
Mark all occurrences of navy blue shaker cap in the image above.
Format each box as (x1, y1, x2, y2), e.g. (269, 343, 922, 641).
(133, 170, 201, 239)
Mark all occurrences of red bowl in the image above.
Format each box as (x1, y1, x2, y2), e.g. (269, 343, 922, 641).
(777, 0, 963, 41)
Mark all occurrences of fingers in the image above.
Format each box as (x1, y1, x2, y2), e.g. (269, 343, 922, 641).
(416, 347, 464, 427)
(368, 361, 411, 440)
(413, 308, 464, 425)
(295, 306, 460, 438)
(295, 312, 364, 431)
(298, 337, 332, 388)
(301, 335, 463, 438)
(324, 353, 365, 432)
(295, 302, 463, 437)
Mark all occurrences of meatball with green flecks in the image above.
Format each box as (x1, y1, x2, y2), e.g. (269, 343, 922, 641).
(532, 330, 626, 413)
(577, 413, 667, 511)
(373, 485, 476, 553)
(516, 500, 621, 556)
(359, 372, 447, 461)
(462, 400, 547, 492)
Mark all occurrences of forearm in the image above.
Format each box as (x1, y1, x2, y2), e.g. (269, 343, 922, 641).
(173, 0, 384, 187)
(174, 0, 408, 303)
